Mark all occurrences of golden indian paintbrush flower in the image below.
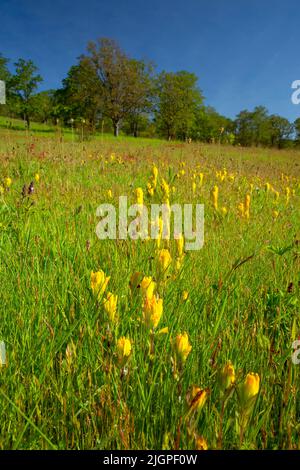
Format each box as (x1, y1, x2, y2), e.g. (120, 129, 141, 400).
(103, 292, 118, 322)
(265, 182, 271, 192)
(238, 372, 260, 407)
(182, 290, 189, 301)
(219, 361, 235, 392)
(135, 187, 144, 205)
(34, 173, 40, 183)
(211, 185, 219, 211)
(161, 178, 170, 202)
(142, 295, 163, 329)
(189, 386, 208, 412)
(117, 336, 132, 362)
(272, 210, 279, 219)
(192, 181, 196, 195)
(174, 332, 192, 364)
(196, 436, 208, 450)
(140, 276, 156, 300)
(152, 165, 158, 185)
(175, 234, 184, 257)
(91, 270, 110, 299)
(158, 248, 172, 273)
(244, 194, 250, 219)
(4, 177, 12, 188)
(238, 202, 245, 218)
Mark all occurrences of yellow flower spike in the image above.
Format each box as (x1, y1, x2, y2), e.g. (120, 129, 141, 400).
(238, 372, 260, 408)
(0, 186, 4, 195)
(244, 194, 250, 219)
(285, 187, 291, 203)
(117, 337, 132, 363)
(174, 332, 192, 364)
(238, 202, 245, 218)
(192, 181, 196, 195)
(158, 248, 172, 273)
(4, 177, 12, 188)
(147, 182, 154, 197)
(161, 178, 170, 202)
(221, 206, 228, 216)
(199, 173, 204, 186)
(90, 270, 110, 299)
(219, 361, 235, 393)
(189, 386, 208, 412)
(195, 436, 208, 451)
(175, 255, 184, 272)
(34, 173, 40, 183)
(182, 290, 189, 301)
(211, 185, 219, 211)
(158, 326, 169, 335)
(142, 295, 163, 329)
(265, 182, 271, 192)
(135, 187, 144, 205)
(175, 234, 184, 257)
(140, 276, 156, 300)
(107, 189, 113, 199)
(152, 165, 158, 182)
(272, 210, 279, 219)
(103, 292, 118, 323)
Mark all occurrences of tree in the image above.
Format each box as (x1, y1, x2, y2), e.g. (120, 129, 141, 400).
(81, 38, 154, 136)
(155, 71, 203, 140)
(267, 115, 293, 148)
(294, 118, 300, 143)
(31, 90, 56, 123)
(192, 105, 233, 143)
(56, 61, 102, 128)
(9, 59, 42, 128)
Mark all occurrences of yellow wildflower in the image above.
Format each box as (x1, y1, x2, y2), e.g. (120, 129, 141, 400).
(211, 185, 218, 211)
(117, 337, 132, 362)
(174, 332, 192, 364)
(4, 177, 12, 188)
(142, 295, 163, 329)
(103, 292, 118, 322)
(140, 276, 156, 300)
(158, 249, 172, 273)
(90, 270, 110, 298)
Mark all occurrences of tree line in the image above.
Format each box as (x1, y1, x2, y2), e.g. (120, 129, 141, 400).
(1, 38, 300, 147)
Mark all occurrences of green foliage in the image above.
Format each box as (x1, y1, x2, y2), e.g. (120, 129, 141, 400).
(155, 71, 203, 140)
(9, 59, 43, 128)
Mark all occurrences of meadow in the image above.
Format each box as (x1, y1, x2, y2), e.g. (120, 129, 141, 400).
(0, 127, 299, 450)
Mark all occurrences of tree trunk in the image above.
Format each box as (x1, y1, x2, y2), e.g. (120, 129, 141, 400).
(113, 120, 119, 137)
(25, 113, 30, 129)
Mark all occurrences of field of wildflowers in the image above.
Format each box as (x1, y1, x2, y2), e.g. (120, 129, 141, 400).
(0, 133, 299, 449)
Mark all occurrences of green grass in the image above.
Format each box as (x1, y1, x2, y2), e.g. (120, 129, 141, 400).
(0, 131, 300, 449)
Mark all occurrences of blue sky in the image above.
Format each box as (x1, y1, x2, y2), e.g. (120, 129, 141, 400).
(1, 0, 300, 121)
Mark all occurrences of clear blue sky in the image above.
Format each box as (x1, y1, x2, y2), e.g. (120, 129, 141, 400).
(1, 0, 300, 121)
